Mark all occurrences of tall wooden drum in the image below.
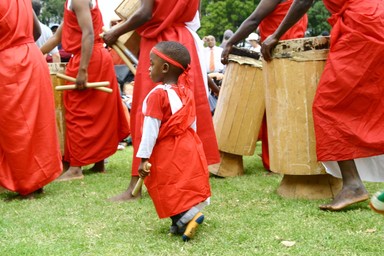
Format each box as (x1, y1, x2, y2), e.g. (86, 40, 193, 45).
(212, 47, 264, 177)
(263, 36, 341, 199)
(48, 63, 67, 155)
(114, 0, 141, 60)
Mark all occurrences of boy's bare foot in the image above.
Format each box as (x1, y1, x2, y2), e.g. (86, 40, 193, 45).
(319, 185, 369, 211)
(55, 166, 84, 182)
(107, 176, 141, 202)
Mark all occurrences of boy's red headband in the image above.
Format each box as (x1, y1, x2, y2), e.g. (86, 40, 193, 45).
(152, 47, 186, 71)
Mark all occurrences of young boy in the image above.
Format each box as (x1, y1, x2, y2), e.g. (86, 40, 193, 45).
(137, 41, 211, 241)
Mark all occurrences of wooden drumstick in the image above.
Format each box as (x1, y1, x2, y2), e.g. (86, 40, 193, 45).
(115, 40, 139, 65)
(56, 81, 110, 89)
(55, 73, 113, 93)
(131, 162, 152, 197)
(100, 27, 137, 75)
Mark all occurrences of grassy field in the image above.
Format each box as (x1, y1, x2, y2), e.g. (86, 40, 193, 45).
(1, 143, 383, 256)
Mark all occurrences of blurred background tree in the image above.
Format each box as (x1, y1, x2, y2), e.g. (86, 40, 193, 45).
(39, 0, 64, 25)
(307, 1, 331, 36)
(199, 0, 331, 44)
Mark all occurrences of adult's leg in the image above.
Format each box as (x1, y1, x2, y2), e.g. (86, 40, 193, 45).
(320, 159, 369, 210)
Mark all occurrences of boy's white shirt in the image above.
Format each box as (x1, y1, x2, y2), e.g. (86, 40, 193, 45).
(136, 84, 196, 159)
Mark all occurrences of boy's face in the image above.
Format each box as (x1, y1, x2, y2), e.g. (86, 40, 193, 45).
(149, 51, 165, 83)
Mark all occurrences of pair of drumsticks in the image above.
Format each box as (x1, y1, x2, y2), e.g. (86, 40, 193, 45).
(55, 73, 113, 93)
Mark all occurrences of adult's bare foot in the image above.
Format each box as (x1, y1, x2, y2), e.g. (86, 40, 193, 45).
(319, 186, 369, 211)
(55, 166, 84, 182)
(107, 176, 141, 202)
(0, 185, 8, 194)
(88, 160, 105, 173)
(5, 188, 44, 201)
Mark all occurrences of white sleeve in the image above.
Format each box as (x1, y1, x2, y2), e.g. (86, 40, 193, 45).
(136, 116, 161, 158)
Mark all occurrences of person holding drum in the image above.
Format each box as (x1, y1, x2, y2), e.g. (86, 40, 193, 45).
(0, 0, 62, 198)
(102, 0, 220, 201)
(221, 0, 308, 173)
(40, 0, 130, 181)
(262, 0, 384, 211)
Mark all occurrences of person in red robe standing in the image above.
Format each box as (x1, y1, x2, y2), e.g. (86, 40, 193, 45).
(41, 0, 130, 181)
(262, 0, 384, 210)
(137, 41, 210, 241)
(0, 0, 62, 197)
(103, 0, 220, 201)
(221, 0, 308, 172)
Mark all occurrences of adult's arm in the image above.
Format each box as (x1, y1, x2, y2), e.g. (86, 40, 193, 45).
(52, 52, 62, 63)
(32, 10, 41, 41)
(40, 24, 62, 55)
(261, 0, 313, 61)
(103, 0, 154, 46)
(221, 0, 282, 64)
(72, 0, 94, 90)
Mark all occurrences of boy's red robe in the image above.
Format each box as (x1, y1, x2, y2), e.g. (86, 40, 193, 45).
(258, 0, 308, 171)
(143, 85, 211, 218)
(61, 0, 130, 166)
(0, 0, 62, 195)
(130, 0, 220, 175)
(314, 0, 384, 161)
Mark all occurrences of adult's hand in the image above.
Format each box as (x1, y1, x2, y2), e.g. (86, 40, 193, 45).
(102, 29, 119, 46)
(221, 43, 233, 65)
(261, 34, 279, 62)
(75, 69, 87, 90)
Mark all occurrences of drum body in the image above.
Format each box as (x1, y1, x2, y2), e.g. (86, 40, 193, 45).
(115, 0, 140, 19)
(263, 36, 330, 175)
(114, 0, 141, 59)
(214, 49, 264, 156)
(48, 63, 67, 154)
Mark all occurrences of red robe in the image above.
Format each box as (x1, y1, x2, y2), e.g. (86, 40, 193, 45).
(259, 0, 308, 42)
(61, 0, 130, 166)
(0, 0, 62, 195)
(130, 0, 220, 176)
(313, 0, 384, 161)
(143, 85, 211, 218)
(258, 0, 308, 171)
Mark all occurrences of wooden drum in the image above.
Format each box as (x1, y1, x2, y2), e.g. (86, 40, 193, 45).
(212, 47, 263, 177)
(263, 36, 341, 199)
(48, 63, 67, 155)
(114, 0, 141, 60)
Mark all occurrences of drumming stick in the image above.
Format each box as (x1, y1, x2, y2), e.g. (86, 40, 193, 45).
(101, 26, 138, 65)
(115, 41, 139, 65)
(55, 85, 113, 93)
(55, 73, 113, 93)
(111, 44, 137, 76)
(56, 81, 110, 89)
(100, 27, 136, 75)
(131, 162, 152, 197)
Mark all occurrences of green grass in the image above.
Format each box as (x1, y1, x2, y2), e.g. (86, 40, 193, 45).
(1, 143, 383, 256)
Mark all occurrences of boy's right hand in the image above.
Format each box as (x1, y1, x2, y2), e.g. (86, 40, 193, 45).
(138, 160, 151, 178)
